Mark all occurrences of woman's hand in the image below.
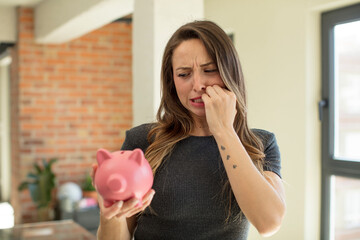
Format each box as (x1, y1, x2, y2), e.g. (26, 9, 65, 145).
(99, 189, 155, 220)
(91, 164, 155, 220)
(201, 85, 237, 135)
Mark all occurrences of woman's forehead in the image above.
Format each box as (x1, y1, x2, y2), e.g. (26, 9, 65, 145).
(172, 39, 213, 68)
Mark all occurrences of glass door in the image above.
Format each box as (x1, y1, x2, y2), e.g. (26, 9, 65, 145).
(333, 20, 360, 162)
(321, 3, 360, 240)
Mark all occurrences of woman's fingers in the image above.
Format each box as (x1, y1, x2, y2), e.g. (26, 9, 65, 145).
(204, 85, 220, 100)
(210, 84, 225, 95)
(111, 198, 137, 218)
(91, 164, 98, 186)
(121, 198, 141, 212)
(102, 200, 124, 219)
(123, 191, 156, 218)
(101, 189, 156, 220)
(142, 189, 156, 202)
(91, 163, 97, 176)
(121, 190, 155, 218)
(206, 85, 234, 100)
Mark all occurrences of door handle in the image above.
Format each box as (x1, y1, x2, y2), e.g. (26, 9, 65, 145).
(318, 99, 328, 121)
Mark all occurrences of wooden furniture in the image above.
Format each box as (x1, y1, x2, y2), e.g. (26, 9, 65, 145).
(0, 219, 96, 240)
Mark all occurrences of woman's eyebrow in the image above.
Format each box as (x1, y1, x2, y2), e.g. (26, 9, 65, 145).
(200, 62, 215, 67)
(175, 66, 192, 71)
(175, 62, 215, 71)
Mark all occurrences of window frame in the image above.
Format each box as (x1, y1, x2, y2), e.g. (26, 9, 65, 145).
(321, 3, 360, 240)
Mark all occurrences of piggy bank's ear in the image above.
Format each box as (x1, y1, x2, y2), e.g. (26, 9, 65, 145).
(129, 148, 145, 166)
(97, 149, 112, 166)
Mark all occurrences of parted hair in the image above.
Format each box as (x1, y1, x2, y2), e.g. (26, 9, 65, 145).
(144, 20, 265, 221)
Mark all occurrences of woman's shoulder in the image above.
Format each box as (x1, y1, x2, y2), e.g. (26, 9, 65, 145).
(251, 128, 275, 140)
(251, 128, 278, 149)
(121, 123, 155, 151)
(252, 129, 281, 177)
(127, 123, 154, 136)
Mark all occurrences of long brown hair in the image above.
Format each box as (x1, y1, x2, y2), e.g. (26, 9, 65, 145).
(145, 20, 265, 221)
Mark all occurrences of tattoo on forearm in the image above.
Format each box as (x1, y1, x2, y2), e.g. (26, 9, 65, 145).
(220, 145, 236, 169)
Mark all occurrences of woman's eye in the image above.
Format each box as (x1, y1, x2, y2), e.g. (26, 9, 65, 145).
(178, 73, 189, 77)
(204, 69, 218, 73)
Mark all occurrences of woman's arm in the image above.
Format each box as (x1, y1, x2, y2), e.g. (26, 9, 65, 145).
(213, 129, 285, 236)
(202, 85, 286, 236)
(97, 215, 135, 240)
(97, 197, 138, 240)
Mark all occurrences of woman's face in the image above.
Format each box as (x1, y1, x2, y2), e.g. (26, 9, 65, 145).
(172, 39, 225, 119)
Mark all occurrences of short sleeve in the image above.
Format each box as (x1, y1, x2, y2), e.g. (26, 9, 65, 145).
(263, 133, 281, 178)
(121, 130, 136, 150)
(120, 123, 152, 152)
(253, 129, 282, 178)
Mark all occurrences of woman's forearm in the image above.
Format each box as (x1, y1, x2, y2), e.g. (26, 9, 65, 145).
(213, 129, 286, 236)
(97, 215, 132, 240)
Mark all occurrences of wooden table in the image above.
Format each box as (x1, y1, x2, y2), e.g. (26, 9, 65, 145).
(0, 219, 96, 240)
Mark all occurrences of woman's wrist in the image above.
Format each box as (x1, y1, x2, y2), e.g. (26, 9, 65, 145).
(98, 215, 129, 240)
(212, 126, 237, 140)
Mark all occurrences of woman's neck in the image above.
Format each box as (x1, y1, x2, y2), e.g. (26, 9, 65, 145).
(190, 128, 212, 136)
(190, 117, 212, 136)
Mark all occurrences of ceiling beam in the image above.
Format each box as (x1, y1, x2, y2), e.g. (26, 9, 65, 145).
(35, 0, 134, 44)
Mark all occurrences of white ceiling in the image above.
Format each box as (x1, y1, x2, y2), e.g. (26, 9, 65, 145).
(0, 0, 44, 7)
(0, 0, 134, 44)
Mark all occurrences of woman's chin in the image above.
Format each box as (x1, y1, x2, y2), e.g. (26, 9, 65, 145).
(189, 110, 206, 119)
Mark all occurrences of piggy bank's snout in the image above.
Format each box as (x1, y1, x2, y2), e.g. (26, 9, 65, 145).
(107, 175, 127, 193)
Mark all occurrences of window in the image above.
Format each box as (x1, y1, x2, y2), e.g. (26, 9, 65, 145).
(321, 3, 360, 240)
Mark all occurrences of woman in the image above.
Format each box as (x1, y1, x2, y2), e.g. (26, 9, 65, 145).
(94, 20, 286, 240)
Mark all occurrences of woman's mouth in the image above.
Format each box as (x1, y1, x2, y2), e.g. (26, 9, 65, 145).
(190, 97, 205, 107)
(191, 96, 203, 102)
(192, 98, 204, 103)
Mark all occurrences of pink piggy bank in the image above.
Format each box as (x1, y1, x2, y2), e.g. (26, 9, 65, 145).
(94, 148, 153, 208)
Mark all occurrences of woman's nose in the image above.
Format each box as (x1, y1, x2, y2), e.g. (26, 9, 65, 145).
(192, 72, 206, 92)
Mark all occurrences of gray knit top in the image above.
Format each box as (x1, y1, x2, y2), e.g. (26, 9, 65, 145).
(121, 124, 281, 240)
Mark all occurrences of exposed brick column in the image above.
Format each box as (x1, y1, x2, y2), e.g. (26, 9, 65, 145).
(13, 7, 132, 223)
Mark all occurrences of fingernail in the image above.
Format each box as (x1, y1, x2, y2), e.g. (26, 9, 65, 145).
(133, 199, 141, 206)
(117, 201, 123, 208)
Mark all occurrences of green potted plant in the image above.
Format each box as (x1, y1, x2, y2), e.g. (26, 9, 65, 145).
(82, 173, 98, 202)
(18, 158, 57, 221)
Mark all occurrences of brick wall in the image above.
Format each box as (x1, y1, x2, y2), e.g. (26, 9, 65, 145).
(11, 8, 132, 223)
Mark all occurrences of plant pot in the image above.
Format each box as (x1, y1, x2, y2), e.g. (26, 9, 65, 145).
(82, 191, 98, 203)
(37, 206, 54, 222)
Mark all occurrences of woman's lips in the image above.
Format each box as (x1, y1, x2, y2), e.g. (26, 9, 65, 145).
(190, 96, 205, 107)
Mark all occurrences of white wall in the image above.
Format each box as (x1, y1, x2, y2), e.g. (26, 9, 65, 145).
(0, 54, 12, 202)
(0, 6, 16, 42)
(205, 0, 360, 239)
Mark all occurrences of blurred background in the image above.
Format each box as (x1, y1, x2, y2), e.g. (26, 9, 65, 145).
(0, 0, 359, 239)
